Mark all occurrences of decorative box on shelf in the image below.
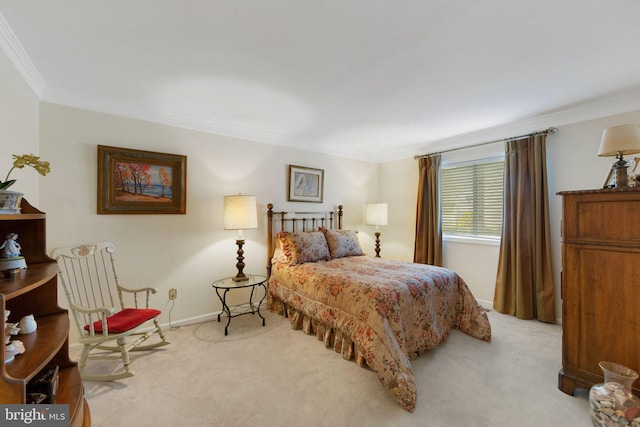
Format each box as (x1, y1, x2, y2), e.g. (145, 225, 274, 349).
(27, 365, 59, 404)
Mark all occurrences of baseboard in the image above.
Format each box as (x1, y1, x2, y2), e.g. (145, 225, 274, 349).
(162, 311, 220, 328)
(476, 298, 493, 311)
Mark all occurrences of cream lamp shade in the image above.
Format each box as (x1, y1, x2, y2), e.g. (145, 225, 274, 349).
(598, 125, 640, 157)
(224, 195, 258, 234)
(598, 125, 640, 188)
(365, 203, 388, 227)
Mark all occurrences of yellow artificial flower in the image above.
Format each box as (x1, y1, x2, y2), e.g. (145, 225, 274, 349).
(0, 154, 51, 190)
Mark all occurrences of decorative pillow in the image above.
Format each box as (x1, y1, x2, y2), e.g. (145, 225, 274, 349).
(277, 231, 331, 265)
(323, 229, 363, 258)
(271, 239, 290, 265)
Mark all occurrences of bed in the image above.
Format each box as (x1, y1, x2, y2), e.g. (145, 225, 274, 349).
(266, 204, 491, 412)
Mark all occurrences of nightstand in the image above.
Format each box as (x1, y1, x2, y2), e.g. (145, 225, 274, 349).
(211, 274, 267, 335)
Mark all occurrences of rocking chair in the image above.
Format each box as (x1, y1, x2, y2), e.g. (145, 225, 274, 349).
(51, 241, 169, 381)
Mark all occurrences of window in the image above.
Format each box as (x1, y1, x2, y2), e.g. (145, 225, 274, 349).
(441, 159, 504, 239)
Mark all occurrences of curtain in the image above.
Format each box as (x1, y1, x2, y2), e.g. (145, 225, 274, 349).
(414, 154, 442, 266)
(493, 134, 555, 323)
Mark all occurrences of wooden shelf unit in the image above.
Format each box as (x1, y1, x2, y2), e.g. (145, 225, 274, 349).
(558, 187, 640, 398)
(0, 199, 90, 426)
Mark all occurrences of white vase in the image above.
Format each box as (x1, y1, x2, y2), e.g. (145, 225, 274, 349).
(0, 190, 23, 214)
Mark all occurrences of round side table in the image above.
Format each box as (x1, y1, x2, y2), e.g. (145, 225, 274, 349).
(211, 274, 267, 335)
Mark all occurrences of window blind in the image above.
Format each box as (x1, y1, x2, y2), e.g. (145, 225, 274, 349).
(441, 160, 504, 238)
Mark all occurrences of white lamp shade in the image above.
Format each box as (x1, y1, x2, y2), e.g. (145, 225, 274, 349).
(223, 195, 258, 230)
(365, 203, 388, 226)
(598, 125, 640, 157)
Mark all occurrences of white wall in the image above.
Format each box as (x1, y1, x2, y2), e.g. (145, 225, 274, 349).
(0, 50, 39, 201)
(37, 103, 378, 341)
(377, 159, 418, 262)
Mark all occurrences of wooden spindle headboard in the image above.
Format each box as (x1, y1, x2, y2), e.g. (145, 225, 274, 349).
(266, 203, 343, 276)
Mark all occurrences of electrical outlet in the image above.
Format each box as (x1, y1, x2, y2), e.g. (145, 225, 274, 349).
(168, 288, 177, 300)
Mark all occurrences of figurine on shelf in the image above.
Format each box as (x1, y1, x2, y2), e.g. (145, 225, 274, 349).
(0, 232, 27, 277)
(0, 233, 21, 258)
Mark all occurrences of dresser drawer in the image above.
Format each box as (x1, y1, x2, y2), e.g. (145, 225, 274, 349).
(561, 189, 640, 245)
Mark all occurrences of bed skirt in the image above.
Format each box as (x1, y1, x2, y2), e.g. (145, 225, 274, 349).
(268, 295, 368, 368)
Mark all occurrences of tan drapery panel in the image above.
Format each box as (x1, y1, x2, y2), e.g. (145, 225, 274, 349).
(493, 135, 555, 323)
(414, 154, 442, 266)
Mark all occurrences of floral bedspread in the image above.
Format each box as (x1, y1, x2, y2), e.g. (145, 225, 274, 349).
(267, 256, 491, 412)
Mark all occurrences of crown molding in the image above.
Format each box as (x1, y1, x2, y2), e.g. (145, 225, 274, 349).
(382, 88, 640, 163)
(41, 84, 640, 163)
(41, 85, 372, 159)
(0, 12, 46, 98)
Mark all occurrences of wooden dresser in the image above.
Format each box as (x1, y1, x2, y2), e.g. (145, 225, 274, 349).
(558, 188, 640, 397)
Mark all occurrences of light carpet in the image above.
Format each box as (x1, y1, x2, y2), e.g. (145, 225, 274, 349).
(76, 310, 590, 427)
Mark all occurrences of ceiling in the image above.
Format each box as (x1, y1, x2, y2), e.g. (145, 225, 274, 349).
(2, 1, 640, 162)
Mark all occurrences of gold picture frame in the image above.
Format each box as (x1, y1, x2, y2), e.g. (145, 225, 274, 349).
(288, 165, 324, 203)
(97, 145, 187, 214)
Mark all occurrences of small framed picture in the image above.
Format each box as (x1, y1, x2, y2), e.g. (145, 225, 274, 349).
(97, 145, 187, 214)
(288, 165, 324, 203)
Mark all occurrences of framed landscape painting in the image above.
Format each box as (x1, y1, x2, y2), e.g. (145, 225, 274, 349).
(288, 164, 324, 203)
(97, 145, 187, 214)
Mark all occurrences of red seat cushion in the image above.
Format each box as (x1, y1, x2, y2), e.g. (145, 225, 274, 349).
(84, 308, 161, 334)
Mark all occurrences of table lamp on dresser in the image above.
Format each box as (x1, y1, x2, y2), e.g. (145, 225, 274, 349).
(598, 124, 640, 188)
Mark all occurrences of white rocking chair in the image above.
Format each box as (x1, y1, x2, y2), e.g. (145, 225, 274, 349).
(51, 241, 169, 381)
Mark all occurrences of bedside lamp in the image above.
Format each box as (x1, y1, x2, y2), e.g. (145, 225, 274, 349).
(365, 202, 388, 258)
(598, 125, 640, 188)
(224, 195, 258, 282)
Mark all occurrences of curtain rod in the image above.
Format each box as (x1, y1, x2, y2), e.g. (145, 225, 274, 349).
(414, 127, 558, 159)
